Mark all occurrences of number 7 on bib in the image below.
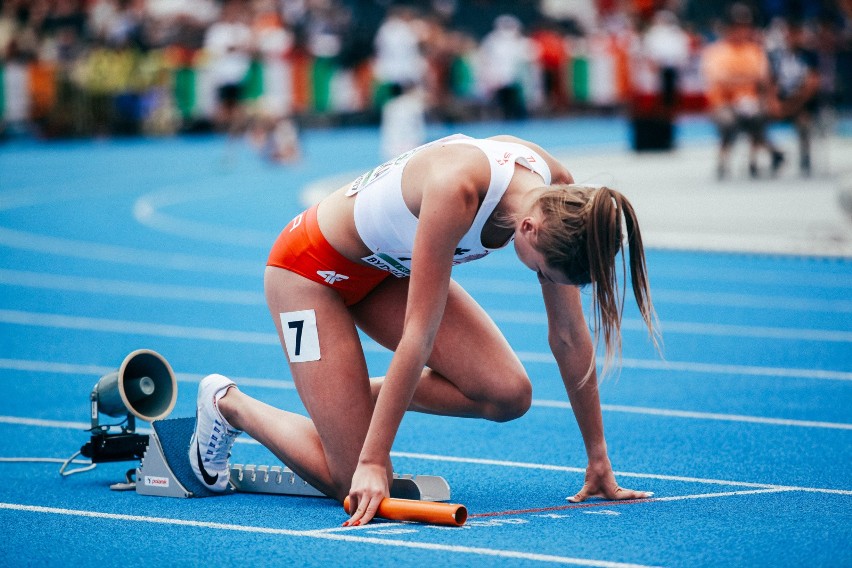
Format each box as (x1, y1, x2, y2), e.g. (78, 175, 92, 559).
(279, 309, 321, 362)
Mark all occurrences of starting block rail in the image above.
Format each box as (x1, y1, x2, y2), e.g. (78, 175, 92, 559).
(135, 417, 451, 502)
(231, 464, 451, 501)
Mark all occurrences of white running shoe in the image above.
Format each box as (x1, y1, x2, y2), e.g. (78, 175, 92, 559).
(188, 374, 241, 492)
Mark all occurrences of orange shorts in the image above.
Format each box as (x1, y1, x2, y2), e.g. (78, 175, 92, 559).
(267, 205, 390, 306)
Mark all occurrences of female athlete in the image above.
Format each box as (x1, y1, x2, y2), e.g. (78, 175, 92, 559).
(189, 133, 660, 525)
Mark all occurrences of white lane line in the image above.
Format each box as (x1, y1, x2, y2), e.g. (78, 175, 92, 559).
(533, 400, 852, 431)
(2, 360, 849, 430)
(636, 320, 852, 342)
(648, 488, 796, 503)
(0, 360, 294, 390)
(0, 415, 92, 429)
(474, 488, 799, 517)
(1, 415, 850, 497)
(0, 227, 259, 276)
(516, 350, 852, 381)
(605, 358, 852, 382)
(133, 189, 274, 248)
(0, 502, 658, 568)
(389, 452, 852, 497)
(0, 309, 278, 345)
(0, 269, 265, 305)
(649, 265, 852, 290)
(489, 309, 852, 343)
(5, 267, 852, 314)
(307, 522, 410, 534)
(649, 289, 852, 314)
(460, 269, 852, 293)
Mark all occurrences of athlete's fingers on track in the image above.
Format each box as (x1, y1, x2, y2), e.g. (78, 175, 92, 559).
(567, 486, 599, 503)
(608, 487, 654, 500)
(568, 485, 653, 502)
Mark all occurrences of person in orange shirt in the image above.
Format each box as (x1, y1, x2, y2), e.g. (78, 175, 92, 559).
(702, 4, 785, 179)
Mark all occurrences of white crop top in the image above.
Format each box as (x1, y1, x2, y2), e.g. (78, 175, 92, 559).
(347, 134, 552, 277)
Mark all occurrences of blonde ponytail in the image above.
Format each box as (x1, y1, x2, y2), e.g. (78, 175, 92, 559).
(535, 185, 661, 382)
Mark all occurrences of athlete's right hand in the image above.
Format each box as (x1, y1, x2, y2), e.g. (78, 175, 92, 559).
(344, 461, 389, 526)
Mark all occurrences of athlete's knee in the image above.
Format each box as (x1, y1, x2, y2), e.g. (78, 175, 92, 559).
(482, 372, 532, 422)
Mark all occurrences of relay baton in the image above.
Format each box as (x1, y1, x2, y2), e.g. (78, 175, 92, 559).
(343, 496, 468, 526)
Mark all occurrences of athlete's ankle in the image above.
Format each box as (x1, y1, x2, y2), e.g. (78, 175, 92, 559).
(215, 386, 241, 430)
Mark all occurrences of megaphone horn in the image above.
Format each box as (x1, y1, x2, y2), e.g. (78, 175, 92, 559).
(91, 349, 177, 431)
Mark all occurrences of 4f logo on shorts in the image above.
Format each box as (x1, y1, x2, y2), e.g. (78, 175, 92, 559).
(317, 270, 349, 285)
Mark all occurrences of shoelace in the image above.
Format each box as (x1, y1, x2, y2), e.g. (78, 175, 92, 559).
(203, 420, 239, 467)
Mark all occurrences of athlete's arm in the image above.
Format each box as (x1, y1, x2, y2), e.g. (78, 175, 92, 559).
(540, 281, 652, 502)
(346, 159, 482, 526)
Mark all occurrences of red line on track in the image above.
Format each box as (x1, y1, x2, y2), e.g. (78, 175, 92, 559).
(469, 498, 656, 518)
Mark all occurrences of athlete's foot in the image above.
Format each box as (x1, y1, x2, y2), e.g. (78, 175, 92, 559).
(188, 374, 242, 492)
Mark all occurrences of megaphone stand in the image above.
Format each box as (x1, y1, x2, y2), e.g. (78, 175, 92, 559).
(80, 391, 150, 464)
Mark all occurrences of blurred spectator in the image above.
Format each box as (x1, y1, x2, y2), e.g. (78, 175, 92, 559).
(380, 82, 425, 160)
(2, 0, 851, 146)
(301, 0, 349, 114)
(479, 14, 532, 120)
(532, 21, 570, 114)
(444, 30, 482, 121)
(539, 0, 596, 35)
(643, 10, 690, 110)
(701, 3, 785, 179)
(769, 20, 820, 176)
(627, 11, 686, 152)
(202, 0, 251, 133)
(417, 13, 453, 120)
(247, 0, 300, 162)
(373, 7, 426, 103)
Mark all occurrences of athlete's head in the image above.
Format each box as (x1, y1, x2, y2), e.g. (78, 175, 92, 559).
(514, 184, 660, 380)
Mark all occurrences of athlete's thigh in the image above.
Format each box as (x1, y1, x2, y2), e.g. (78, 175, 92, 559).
(350, 276, 527, 401)
(264, 267, 373, 484)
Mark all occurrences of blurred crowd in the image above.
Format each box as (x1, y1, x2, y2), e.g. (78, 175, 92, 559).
(0, 0, 850, 158)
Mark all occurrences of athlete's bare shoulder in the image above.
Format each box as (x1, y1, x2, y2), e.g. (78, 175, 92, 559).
(486, 135, 574, 184)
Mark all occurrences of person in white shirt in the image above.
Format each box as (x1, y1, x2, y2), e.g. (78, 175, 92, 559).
(203, 1, 252, 132)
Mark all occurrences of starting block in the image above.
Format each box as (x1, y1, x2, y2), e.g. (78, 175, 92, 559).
(135, 417, 451, 502)
(230, 464, 451, 502)
(136, 417, 216, 498)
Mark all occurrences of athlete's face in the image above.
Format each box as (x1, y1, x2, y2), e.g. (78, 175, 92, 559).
(513, 216, 572, 285)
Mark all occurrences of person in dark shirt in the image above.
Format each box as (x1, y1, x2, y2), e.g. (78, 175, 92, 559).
(769, 21, 821, 176)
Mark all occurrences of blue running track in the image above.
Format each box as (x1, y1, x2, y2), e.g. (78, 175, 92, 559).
(0, 118, 849, 567)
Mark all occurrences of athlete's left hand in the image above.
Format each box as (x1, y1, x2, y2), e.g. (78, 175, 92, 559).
(568, 458, 654, 502)
(344, 461, 389, 526)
